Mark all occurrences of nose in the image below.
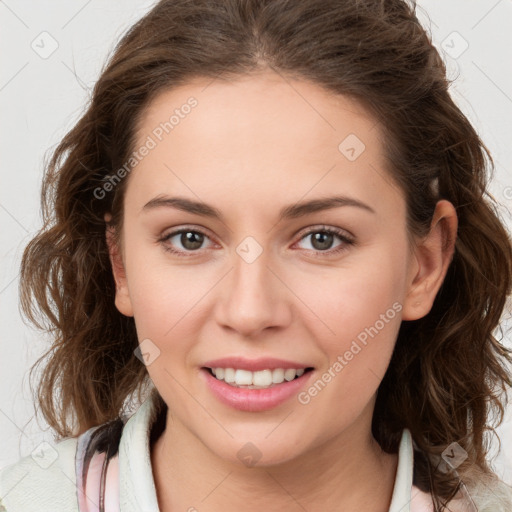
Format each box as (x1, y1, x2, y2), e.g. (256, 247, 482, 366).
(214, 243, 292, 338)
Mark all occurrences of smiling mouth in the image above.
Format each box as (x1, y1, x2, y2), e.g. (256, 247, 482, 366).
(203, 367, 314, 389)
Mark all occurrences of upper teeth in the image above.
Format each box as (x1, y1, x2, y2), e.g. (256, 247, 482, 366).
(211, 368, 305, 388)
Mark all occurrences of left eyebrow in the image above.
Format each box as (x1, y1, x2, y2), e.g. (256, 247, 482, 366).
(141, 194, 376, 222)
(279, 195, 376, 219)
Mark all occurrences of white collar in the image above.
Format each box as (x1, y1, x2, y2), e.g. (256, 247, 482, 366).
(388, 428, 414, 512)
(118, 393, 415, 512)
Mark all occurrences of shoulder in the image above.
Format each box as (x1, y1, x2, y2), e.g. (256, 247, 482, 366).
(465, 477, 512, 512)
(0, 391, 161, 512)
(410, 478, 512, 512)
(0, 436, 79, 512)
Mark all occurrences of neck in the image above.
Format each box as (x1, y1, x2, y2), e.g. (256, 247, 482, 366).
(151, 407, 398, 512)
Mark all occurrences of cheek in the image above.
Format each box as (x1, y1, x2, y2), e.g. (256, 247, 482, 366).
(290, 248, 406, 409)
(294, 251, 405, 346)
(299, 283, 402, 425)
(122, 233, 208, 334)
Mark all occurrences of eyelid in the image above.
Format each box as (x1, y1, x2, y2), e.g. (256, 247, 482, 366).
(160, 224, 215, 240)
(294, 224, 355, 242)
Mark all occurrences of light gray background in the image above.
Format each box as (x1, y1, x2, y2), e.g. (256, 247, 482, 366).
(1, 0, 511, 484)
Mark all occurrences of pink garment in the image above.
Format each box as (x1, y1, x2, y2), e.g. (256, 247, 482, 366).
(410, 485, 436, 512)
(78, 452, 120, 512)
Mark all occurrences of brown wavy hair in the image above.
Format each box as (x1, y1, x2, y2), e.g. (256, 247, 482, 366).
(19, 0, 512, 509)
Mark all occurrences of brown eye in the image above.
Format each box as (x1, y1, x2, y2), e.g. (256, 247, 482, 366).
(309, 231, 335, 251)
(176, 231, 205, 251)
(295, 226, 355, 256)
(159, 228, 214, 257)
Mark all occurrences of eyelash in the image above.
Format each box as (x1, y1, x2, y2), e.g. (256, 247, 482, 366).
(158, 225, 355, 258)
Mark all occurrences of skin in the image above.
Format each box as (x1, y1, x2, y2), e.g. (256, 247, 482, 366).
(106, 70, 458, 512)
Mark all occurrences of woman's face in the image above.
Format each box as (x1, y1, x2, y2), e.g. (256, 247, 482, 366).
(109, 71, 425, 466)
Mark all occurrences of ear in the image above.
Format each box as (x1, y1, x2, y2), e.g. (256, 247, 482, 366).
(104, 213, 134, 317)
(402, 200, 458, 321)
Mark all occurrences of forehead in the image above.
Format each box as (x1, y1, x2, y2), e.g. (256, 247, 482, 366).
(126, 71, 404, 221)
(136, 71, 379, 158)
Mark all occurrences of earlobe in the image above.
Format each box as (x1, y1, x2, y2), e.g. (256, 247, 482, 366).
(402, 200, 458, 321)
(104, 214, 134, 317)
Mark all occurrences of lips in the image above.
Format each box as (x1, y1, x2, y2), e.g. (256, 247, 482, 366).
(201, 356, 311, 372)
(200, 357, 315, 412)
